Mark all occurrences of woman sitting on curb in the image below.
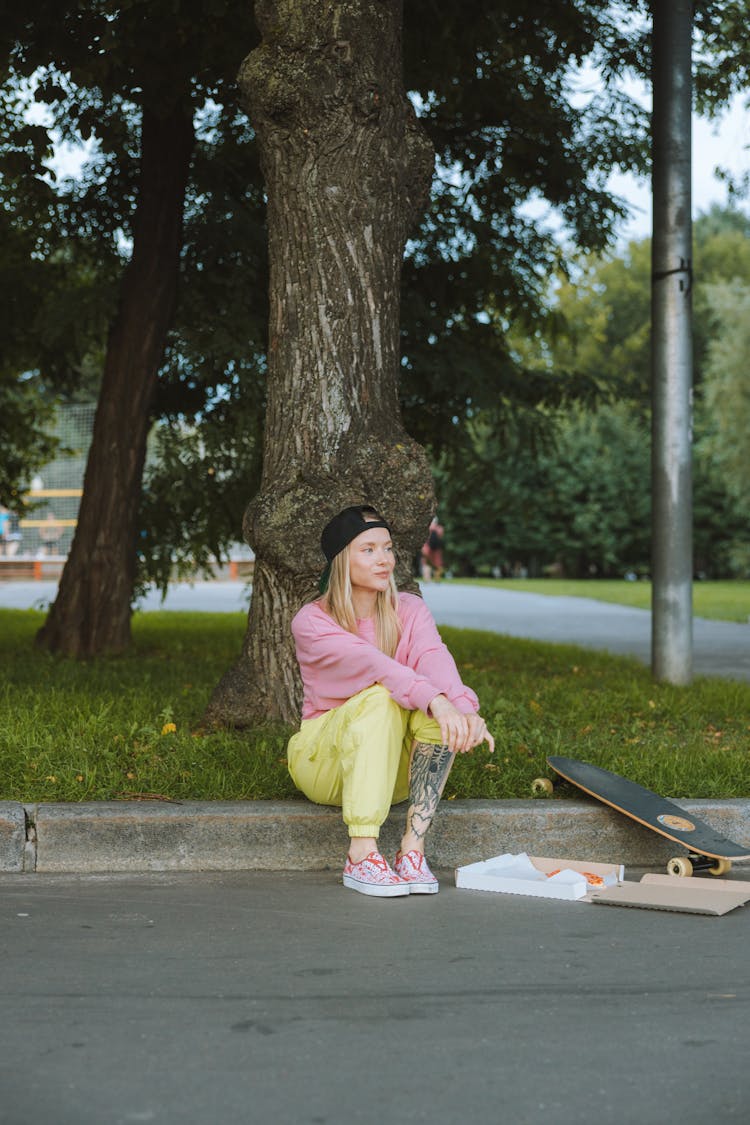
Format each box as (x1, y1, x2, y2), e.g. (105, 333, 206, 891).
(287, 504, 494, 898)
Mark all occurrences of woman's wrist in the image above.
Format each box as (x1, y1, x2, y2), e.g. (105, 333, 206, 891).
(429, 693, 449, 716)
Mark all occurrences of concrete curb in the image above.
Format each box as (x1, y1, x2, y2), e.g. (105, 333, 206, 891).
(1, 798, 749, 875)
(0, 803, 26, 872)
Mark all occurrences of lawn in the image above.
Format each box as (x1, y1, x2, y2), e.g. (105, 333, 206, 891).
(2, 608, 749, 803)
(453, 578, 750, 623)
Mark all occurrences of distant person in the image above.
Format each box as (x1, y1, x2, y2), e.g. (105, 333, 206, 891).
(38, 511, 64, 556)
(287, 504, 494, 897)
(0, 506, 10, 555)
(420, 515, 445, 581)
(4, 512, 22, 557)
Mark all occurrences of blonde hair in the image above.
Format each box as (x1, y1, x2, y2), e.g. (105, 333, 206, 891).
(323, 539, 402, 658)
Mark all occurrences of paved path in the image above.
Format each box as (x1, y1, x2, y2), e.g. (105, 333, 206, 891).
(422, 582, 750, 682)
(1, 869, 748, 1125)
(2, 578, 747, 681)
(0, 579, 252, 614)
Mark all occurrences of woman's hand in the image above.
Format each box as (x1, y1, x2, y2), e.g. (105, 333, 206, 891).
(429, 695, 495, 755)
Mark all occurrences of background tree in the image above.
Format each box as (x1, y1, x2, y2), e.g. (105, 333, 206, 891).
(203, 0, 436, 725)
(2, 1, 262, 657)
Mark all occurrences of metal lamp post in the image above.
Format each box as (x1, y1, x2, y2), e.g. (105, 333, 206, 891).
(651, 0, 694, 685)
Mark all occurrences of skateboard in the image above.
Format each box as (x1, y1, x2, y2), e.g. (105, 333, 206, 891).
(535, 755, 750, 878)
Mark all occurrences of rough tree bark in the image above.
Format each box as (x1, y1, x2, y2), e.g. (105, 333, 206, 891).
(204, 0, 435, 726)
(36, 99, 194, 657)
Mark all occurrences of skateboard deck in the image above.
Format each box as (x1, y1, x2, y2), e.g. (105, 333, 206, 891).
(546, 755, 750, 876)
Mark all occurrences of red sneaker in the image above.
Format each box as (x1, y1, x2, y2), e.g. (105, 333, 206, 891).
(342, 852, 410, 897)
(394, 849, 439, 894)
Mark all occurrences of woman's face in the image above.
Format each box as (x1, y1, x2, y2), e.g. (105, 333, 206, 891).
(347, 525, 395, 595)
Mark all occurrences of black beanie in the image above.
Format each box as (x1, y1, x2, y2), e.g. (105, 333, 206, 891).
(320, 505, 392, 564)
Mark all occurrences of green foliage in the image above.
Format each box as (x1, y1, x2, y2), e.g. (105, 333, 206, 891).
(699, 282, 750, 508)
(433, 206, 750, 580)
(694, 0, 750, 116)
(138, 390, 264, 594)
(533, 206, 750, 407)
(437, 399, 748, 581)
(0, 82, 106, 502)
(547, 237, 652, 403)
(2, 610, 749, 802)
(138, 103, 268, 580)
(0, 376, 58, 506)
(435, 402, 651, 577)
(400, 1, 652, 452)
(2, 2, 266, 555)
(695, 281, 750, 574)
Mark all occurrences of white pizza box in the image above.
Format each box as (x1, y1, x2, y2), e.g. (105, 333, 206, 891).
(454, 853, 623, 901)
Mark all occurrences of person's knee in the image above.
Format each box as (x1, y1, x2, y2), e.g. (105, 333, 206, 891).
(348, 684, 402, 725)
(408, 711, 443, 745)
(355, 684, 393, 706)
(342, 686, 407, 763)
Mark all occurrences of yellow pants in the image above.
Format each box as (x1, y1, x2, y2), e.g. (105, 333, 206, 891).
(287, 684, 444, 838)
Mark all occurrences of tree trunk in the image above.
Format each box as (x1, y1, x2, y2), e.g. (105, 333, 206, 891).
(204, 0, 435, 726)
(36, 99, 194, 657)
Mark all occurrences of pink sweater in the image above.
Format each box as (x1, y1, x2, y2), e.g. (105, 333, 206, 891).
(292, 592, 479, 720)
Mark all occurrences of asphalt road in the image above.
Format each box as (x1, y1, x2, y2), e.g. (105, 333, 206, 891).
(2, 578, 748, 681)
(1, 869, 748, 1125)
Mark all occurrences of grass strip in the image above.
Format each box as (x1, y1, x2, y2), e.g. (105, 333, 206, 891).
(1, 608, 749, 803)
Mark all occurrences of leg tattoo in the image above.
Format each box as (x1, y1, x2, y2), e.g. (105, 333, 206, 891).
(405, 742, 455, 843)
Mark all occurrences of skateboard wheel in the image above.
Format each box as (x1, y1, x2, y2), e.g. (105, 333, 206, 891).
(708, 858, 732, 876)
(667, 856, 693, 878)
(531, 778, 554, 797)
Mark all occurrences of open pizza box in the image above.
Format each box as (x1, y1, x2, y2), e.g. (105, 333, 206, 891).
(455, 854, 750, 914)
(454, 853, 623, 901)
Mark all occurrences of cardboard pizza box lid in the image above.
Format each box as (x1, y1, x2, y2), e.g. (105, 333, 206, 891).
(640, 873, 750, 896)
(589, 881, 749, 915)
